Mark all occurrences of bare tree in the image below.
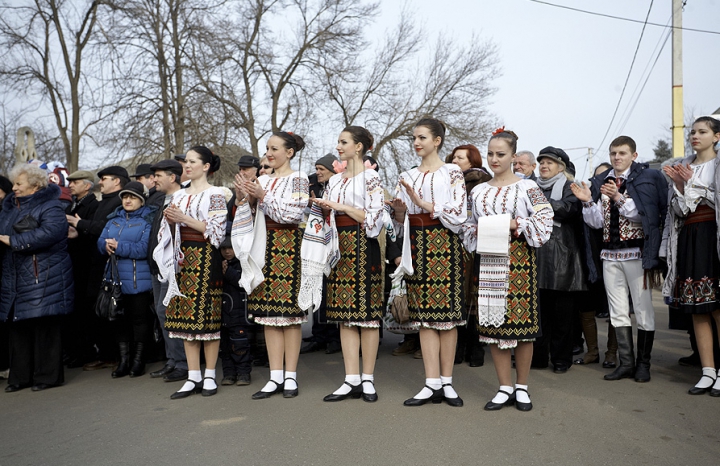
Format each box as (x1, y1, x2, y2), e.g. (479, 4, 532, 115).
(192, 0, 378, 159)
(319, 12, 499, 184)
(0, 0, 110, 172)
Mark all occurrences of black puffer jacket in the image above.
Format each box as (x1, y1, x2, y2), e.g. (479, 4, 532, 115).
(0, 184, 74, 322)
(536, 180, 587, 291)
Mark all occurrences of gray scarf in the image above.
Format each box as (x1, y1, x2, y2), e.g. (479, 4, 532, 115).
(536, 172, 566, 201)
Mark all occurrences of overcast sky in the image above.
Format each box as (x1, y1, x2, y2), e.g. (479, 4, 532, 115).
(372, 0, 720, 179)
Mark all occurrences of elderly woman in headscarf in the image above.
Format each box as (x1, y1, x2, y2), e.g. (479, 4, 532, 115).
(0, 164, 73, 392)
(531, 147, 587, 373)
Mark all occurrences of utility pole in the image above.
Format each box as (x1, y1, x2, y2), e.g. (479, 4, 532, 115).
(672, 0, 684, 158)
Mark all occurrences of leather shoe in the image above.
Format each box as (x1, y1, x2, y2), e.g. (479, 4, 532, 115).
(150, 363, 175, 378)
(515, 387, 533, 411)
(323, 382, 362, 402)
(170, 380, 203, 400)
(83, 360, 116, 371)
(325, 341, 342, 354)
(689, 375, 718, 395)
(602, 360, 617, 369)
(442, 383, 463, 407)
(553, 363, 569, 374)
(5, 384, 30, 393)
(163, 368, 188, 383)
(201, 377, 218, 397)
(300, 341, 325, 354)
(221, 375, 237, 386)
(252, 380, 283, 399)
(710, 388, 720, 397)
(403, 386, 443, 406)
(237, 373, 251, 386)
(362, 380, 378, 402)
(483, 389, 515, 411)
(283, 377, 298, 398)
(32, 383, 59, 391)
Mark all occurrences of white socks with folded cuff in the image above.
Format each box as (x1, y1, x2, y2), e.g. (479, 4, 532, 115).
(361, 374, 376, 394)
(695, 367, 717, 389)
(334, 374, 361, 395)
(178, 370, 202, 393)
(492, 385, 514, 404)
(203, 369, 217, 390)
(515, 384, 530, 403)
(413, 378, 441, 399)
(284, 371, 298, 390)
(260, 370, 284, 393)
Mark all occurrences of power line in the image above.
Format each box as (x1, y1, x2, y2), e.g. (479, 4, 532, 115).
(595, 0, 655, 155)
(527, 0, 719, 35)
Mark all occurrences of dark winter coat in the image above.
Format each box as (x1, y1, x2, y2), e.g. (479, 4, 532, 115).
(97, 205, 156, 295)
(0, 184, 74, 322)
(66, 193, 99, 296)
(78, 190, 123, 296)
(222, 257, 251, 326)
(146, 189, 167, 276)
(589, 162, 668, 270)
(536, 180, 587, 291)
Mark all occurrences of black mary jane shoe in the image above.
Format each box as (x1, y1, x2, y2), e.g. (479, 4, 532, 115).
(5, 384, 30, 393)
(710, 387, 720, 397)
(514, 387, 533, 412)
(323, 382, 362, 402)
(442, 383, 463, 407)
(362, 380, 378, 403)
(688, 375, 716, 395)
(283, 377, 298, 398)
(251, 380, 284, 400)
(483, 389, 516, 411)
(201, 377, 218, 397)
(170, 380, 203, 400)
(403, 385, 443, 406)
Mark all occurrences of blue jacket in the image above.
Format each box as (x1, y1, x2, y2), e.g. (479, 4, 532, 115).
(97, 205, 156, 295)
(0, 184, 74, 322)
(589, 161, 668, 270)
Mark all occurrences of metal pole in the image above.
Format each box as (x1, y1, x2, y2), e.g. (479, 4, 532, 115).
(672, 0, 684, 158)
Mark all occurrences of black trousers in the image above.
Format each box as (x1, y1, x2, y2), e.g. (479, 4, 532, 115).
(114, 291, 154, 344)
(220, 323, 253, 377)
(533, 289, 576, 368)
(8, 315, 64, 387)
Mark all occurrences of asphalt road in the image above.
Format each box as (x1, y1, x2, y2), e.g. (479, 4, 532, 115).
(2, 293, 719, 466)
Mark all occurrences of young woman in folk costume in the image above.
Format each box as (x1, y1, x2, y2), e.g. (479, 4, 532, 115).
(663, 116, 720, 396)
(388, 118, 468, 407)
(461, 129, 553, 412)
(154, 146, 228, 399)
(232, 131, 309, 399)
(310, 126, 385, 403)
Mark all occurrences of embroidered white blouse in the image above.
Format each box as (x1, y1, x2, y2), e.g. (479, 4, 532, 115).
(461, 179, 554, 252)
(257, 171, 310, 224)
(670, 158, 718, 217)
(323, 169, 384, 238)
(394, 164, 467, 234)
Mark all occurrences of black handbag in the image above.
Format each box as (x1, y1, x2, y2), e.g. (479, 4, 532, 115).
(94, 255, 124, 321)
(12, 214, 40, 233)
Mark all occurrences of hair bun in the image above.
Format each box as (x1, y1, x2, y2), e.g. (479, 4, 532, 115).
(291, 134, 306, 153)
(210, 154, 221, 174)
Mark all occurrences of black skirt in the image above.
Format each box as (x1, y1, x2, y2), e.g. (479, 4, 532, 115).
(675, 219, 720, 314)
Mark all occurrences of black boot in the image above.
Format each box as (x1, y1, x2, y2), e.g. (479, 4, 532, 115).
(634, 329, 654, 383)
(604, 326, 635, 381)
(129, 342, 145, 378)
(112, 342, 130, 378)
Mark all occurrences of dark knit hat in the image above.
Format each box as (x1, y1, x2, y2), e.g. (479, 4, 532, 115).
(0, 175, 12, 195)
(97, 165, 130, 181)
(315, 153, 337, 173)
(237, 155, 261, 169)
(131, 163, 154, 178)
(537, 146, 570, 168)
(150, 159, 183, 179)
(118, 181, 148, 205)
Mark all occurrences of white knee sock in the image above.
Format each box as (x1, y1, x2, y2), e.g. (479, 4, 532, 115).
(414, 378, 441, 399)
(491, 385, 514, 403)
(334, 374, 361, 395)
(203, 369, 217, 390)
(440, 376, 458, 398)
(515, 383, 531, 403)
(284, 371, 297, 390)
(260, 370, 284, 393)
(361, 373, 375, 394)
(179, 370, 202, 392)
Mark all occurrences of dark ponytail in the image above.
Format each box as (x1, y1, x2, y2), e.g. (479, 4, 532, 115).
(274, 131, 306, 159)
(189, 145, 221, 174)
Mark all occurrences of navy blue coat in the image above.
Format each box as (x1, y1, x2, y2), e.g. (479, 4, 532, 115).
(97, 205, 156, 295)
(0, 184, 74, 322)
(589, 161, 668, 270)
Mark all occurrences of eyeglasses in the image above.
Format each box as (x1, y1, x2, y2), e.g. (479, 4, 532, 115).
(261, 165, 271, 169)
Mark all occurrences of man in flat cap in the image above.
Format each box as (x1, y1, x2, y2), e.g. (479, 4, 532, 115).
(61, 170, 100, 367)
(67, 165, 129, 371)
(147, 159, 188, 382)
(132, 163, 163, 207)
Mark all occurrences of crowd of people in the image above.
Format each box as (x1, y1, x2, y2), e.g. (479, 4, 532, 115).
(1, 116, 720, 411)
